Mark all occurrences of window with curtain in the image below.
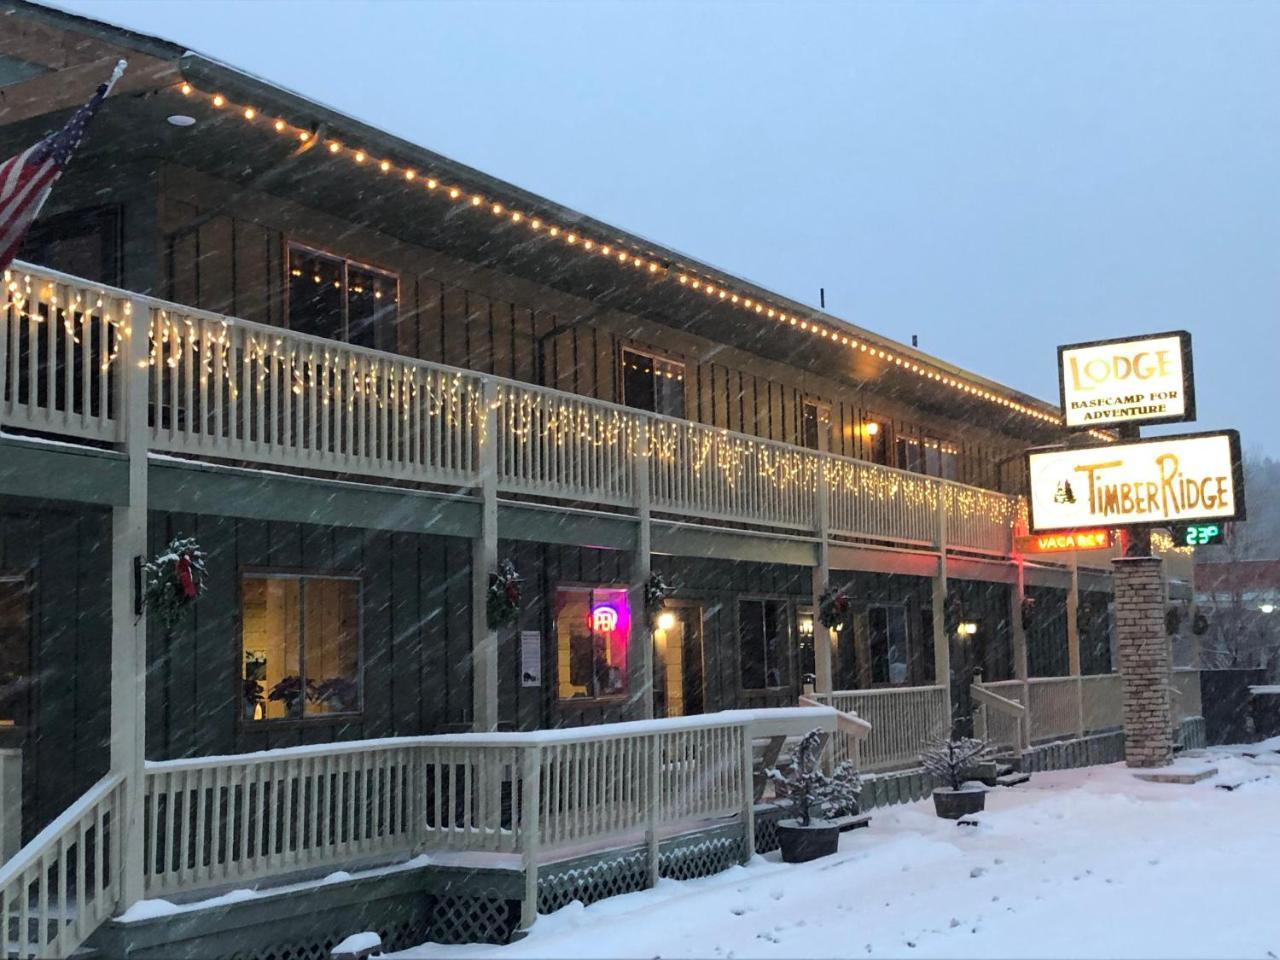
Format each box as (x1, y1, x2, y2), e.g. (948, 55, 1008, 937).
(287, 242, 398, 349)
(241, 574, 362, 722)
(621, 348, 686, 419)
(739, 599, 790, 690)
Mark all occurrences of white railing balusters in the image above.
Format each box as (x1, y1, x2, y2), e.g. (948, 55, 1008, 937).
(812, 686, 949, 771)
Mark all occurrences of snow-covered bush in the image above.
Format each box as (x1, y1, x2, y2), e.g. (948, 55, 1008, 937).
(919, 736, 991, 791)
(768, 728, 861, 826)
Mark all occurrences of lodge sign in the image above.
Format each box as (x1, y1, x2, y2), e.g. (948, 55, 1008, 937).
(1027, 430, 1244, 532)
(1057, 331, 1194, 429)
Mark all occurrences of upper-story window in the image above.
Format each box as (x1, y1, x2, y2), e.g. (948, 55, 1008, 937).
(801, 400, 831, 452)
(287, 242, 398, 350)
(18, 205, 121, 285)
(621, 348, 685, 419)
(863, 418, 889, 465)
(896, 435, 958, 480)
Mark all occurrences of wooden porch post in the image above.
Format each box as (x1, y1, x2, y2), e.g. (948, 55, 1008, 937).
(471, 381, 500, 732)
(932, 490, 951, 731)
(110, 299, 149, 908)
(1067, 552, 1084, 738)
(812, 461, 833, 696)
(628, 428, 654, 721)
(1010, 555, 1031, 750)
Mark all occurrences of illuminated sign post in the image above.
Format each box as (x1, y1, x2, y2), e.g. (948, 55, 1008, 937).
(1058, 331, 1194, 429)
(1027, 431, 1245, 533)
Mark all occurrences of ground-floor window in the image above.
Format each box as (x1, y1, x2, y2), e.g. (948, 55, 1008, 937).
(556, 586, 630, 701)
(739, 599, 790, 690)
(868, 603, 910, 685)
(241, 573, 362, 722)
(0, 577, 30, 731)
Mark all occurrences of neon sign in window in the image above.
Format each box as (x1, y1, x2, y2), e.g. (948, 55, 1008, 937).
(557, 587, 630, 701)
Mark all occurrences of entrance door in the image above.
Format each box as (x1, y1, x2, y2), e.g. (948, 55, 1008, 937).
(653, 605, 704, 718)
(0, 576, 31, 860)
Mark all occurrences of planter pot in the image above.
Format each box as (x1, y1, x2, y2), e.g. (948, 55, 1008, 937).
(776, 819, 840, 863)
(932, 787, 987, 820)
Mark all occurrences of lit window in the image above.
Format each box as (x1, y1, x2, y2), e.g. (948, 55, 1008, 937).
(897, 435, 958, 479)
(621, 348, 685, 419)
(241, 574, 362, 721)
(556, 586, 630, 701)
(287, 242, 398, 349)
(739, 599, 790, 690)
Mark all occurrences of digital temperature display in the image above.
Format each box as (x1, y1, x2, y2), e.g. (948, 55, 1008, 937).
(1171, 522, 1226, 546)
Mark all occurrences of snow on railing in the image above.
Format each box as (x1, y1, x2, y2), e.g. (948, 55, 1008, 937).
(810, 686, 950, 772)
(0, 773, 125, 960)
(141, 708, 837, 903)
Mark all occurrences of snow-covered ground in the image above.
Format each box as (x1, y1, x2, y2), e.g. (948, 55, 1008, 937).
(395, 741, 1280, 960)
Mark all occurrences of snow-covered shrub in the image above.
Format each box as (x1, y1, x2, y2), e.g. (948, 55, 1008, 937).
(919, 736, 991, 791)
(768, 728, 861, 826)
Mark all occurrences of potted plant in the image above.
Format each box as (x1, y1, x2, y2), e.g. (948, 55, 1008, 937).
(310, 676, 359, 713)
(920, 736, 992, 819)
(768, 728, 861, 863)
(268, 675, 304, 718)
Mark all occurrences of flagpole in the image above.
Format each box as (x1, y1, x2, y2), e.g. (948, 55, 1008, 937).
(105, 59, 128, 96)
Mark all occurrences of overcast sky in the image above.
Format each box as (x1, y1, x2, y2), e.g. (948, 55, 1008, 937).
(57, 0, 1279, 456)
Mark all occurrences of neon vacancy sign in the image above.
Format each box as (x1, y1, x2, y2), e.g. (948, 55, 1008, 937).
(590, 604, 620, 633)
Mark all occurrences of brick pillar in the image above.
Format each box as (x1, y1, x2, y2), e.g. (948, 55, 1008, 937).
(1113, 556, 1172, 768)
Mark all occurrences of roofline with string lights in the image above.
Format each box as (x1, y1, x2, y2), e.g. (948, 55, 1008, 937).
(4, 3, 1114, 443)
(172, 53, 1118, 445)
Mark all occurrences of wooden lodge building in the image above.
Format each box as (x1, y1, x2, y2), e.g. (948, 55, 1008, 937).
(0, 4, 1202, 956)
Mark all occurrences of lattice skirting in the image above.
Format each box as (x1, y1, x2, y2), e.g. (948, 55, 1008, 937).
(537, 823, 748, 914)
(538, 847, 650, 914)
(91, 866, 523, 959)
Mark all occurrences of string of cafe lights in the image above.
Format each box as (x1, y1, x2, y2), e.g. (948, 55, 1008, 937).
(175, 81, 1112, 442)
(2, 270, 1015, 529)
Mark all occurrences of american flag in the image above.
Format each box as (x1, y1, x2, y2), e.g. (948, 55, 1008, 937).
(0, 60, 126, 273)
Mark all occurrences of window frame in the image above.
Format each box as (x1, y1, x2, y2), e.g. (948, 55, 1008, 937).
(800, 398, 831, 452)
(736, 595, 794, 693)
(0, 573, 32, 746)
(237, 567, 365, 728)
(618, 345, 688, 420)
(865, 601, 913, 688)
(553, 581, 633, 707)
(284, 240, 400, 350)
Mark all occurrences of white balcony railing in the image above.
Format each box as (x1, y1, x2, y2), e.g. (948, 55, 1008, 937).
(2, 261, 1020, 555)
(810, 685, 950, 771)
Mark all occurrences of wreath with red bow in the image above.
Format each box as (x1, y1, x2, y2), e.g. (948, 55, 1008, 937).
(818, 584, 851, 630)
(486, 559, 523, 630)
(144, 536, 207, 632)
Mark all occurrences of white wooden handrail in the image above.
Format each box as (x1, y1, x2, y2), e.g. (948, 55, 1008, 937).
(3, 259, 1022, 555)
(0, 773, 125, 960)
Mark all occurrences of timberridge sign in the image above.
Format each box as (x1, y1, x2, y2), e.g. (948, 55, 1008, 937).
(1027, 430, 1244, 533)
(1057, 331, 1194, 429)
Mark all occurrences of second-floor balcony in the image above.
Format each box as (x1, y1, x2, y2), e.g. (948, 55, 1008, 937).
(1, 260, 1033, 560)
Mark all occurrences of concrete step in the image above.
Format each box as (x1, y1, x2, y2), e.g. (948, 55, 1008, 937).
(995, 771, 1031, 787)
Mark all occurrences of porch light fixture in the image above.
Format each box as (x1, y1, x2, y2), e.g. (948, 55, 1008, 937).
(1261, 603, 1276, 615)
(958, 621, 978, 636)
(862, 421, 881, 437)
(166, 115, 196, 127)
(798, 617, 814, 637)
(656, 611, 677, 632)
(165, 78, 1118, 438)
